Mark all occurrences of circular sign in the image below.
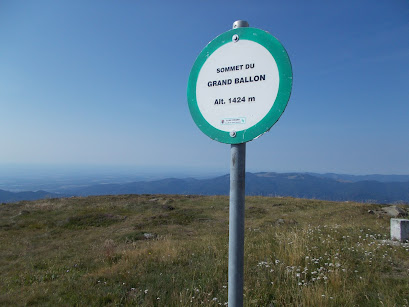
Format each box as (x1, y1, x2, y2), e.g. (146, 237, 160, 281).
(187, 27, 292, 144)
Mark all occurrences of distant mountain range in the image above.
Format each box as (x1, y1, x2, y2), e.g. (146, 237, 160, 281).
(1, 172, 408, 204)
(306, 173, 409, 183)
(0, 189, 59, 204)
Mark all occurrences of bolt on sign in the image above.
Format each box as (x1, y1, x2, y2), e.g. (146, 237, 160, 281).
(187, 27, 292, 144)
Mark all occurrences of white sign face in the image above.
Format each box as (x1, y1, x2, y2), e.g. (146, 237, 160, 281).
(187, 27, 292, 144)
(196, 40, 279, 133)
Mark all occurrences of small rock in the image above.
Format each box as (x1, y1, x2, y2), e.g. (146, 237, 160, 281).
(368, 210, 375, 214)
(161, 205, 175, 211)
(274, 218, 297, 226)
(275, 218, 285, 225)
(382, 206, 408, 218)
(162, 199, 174, 205)
(143, 233, 156, 240)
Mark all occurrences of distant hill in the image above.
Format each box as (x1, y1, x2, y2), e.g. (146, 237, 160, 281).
(306, 173, 409, 183)
(62, 172, 409, 204)
(1, 172, 408, 204)
(246, 172, 409, 203)
(0, 189, 60, 204)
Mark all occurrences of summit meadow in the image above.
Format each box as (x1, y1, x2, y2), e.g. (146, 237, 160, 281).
(0, 194, 408, 306)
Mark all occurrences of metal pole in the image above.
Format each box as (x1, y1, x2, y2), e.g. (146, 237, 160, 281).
(228, 143, 246, 306)
(228, 20, 249, 307)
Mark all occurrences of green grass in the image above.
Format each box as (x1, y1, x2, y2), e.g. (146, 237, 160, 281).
(0, 195, 408, 306)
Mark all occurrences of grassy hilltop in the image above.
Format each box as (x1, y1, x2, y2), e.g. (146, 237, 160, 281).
(0, 195, 408, 306)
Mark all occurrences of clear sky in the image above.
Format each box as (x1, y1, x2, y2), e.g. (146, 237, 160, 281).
(1, 0, 408, 176)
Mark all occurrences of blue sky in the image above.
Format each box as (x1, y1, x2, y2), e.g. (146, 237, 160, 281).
(0, 1, 408, 175)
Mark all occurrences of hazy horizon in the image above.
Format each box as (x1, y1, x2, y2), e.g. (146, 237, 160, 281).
(1, 163, 409, 193)
(2, 162, 409, 178)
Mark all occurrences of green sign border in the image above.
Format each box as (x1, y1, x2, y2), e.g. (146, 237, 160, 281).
(187, 27, 292, 144)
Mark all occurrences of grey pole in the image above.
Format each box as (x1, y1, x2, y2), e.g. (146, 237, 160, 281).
(228, 20, 249, 307)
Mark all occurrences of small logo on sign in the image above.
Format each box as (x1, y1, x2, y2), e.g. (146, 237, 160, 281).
(221, 118, 246, 125)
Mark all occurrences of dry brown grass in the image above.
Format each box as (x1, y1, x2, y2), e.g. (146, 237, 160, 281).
(0, 194, 408, 306)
